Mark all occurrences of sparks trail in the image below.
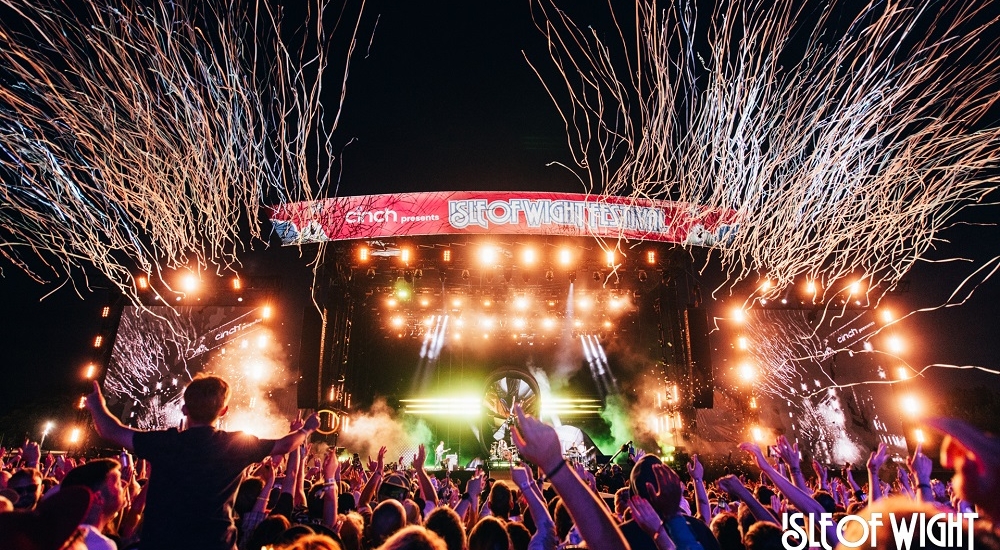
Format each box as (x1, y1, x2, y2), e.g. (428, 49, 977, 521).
(0, 0, 366, 301)
(531, 0, 1000, 302)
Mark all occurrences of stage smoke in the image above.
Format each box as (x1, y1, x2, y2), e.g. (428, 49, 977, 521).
(338, 398, 433, 463)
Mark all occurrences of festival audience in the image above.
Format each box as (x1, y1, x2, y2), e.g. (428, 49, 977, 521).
(1, 374, 997, 550)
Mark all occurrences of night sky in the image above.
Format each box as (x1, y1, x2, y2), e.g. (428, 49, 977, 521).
(2, 0, 999, 444)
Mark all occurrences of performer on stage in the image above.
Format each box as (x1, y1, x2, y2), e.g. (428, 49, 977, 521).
(434, 440, 449, 468)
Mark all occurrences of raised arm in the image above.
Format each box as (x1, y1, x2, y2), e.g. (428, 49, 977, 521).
(512, 403, 629, 550)
(686, 454, 713, 524)
(411, 444, 439, 506)
(866, 442, 888, 505)
(270, 414, 319, 457)
(358, 446, 386, 509)
(322, 451, 341, 529)
(716, 475, 776, 524)
(906, 443, 934, 503)
(775, 436, 807, 490)
(512, 465, 558, 550)
(85, 381, 137, 451)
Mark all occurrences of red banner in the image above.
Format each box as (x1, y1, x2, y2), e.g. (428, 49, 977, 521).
(269, 191, 737, 246)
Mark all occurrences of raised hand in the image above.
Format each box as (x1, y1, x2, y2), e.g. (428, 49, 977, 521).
(85, 380, 107, 413)
(302, 413, 320, 433)
(511, 465, 531, 489)
(645, 463, 682, 519)
(906, 443, 932, 484)
(629, 495, 668, 541)
(812, 459, 829, 488)
(510, 403, 563, 474)
(574, 461, 597, 492)
(867, 442, 888, 472)
(686, 454, 704, 481)
(775, 435, 801, 469)
(290, 415, 305, 432)
(324, 449, 341, 481)
(738, 441, 769, 470)
(717, 475, 748, 500)
(22, 441, 40, 468)
(412, 444, 427, 471)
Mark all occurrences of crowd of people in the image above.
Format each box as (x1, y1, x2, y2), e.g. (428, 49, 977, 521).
(0, 375, 998, 550)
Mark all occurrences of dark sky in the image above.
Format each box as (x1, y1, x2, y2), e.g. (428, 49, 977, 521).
(2, 0, 999, 441)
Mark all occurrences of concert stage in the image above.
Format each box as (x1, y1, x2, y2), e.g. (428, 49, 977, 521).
(99, 191, 907, 470)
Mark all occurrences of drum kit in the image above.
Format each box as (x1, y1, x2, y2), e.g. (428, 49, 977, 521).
(489, 440, 519, 464)
(565, 444, 594, 469)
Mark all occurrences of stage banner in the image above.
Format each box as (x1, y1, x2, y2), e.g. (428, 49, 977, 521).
(270, 191, 737, 245)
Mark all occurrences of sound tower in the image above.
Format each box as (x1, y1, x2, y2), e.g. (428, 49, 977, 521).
(297, 306, 325, 409)
(685, 308, 714, 408)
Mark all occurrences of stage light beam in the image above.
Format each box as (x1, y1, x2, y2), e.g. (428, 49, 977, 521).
(901, 395, 922, 416)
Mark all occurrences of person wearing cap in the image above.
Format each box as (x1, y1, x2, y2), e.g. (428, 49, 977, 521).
(84, 376, 321, 550)
(60, 458, 127, 550)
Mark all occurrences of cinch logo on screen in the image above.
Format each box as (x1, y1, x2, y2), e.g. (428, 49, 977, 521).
(345, 208, 398, 224)
(781, 512, 978, 550)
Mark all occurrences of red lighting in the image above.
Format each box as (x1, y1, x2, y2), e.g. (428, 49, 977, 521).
(646, 251, 656, 264)
(359, 247, 370, 262)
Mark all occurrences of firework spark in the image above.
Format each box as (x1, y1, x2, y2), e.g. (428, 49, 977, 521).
(0, 0, 365, 300)
(530, 0, 1000, 301)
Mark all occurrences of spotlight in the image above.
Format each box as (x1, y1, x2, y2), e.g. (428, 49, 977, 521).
(84, 364, 97, 379)
(180, 272, 199, 293)
(637, 270, 648, 282)
(401, 248, 412, 264)
(646, 250, 656, 264)
(896, 366, 910, 380)
(901, 395, 921, 416)
(451, 297, 462, 308)
(605, 250, 615, 267)
(442, 249, 452, 262)
(359, 247, 370, 262)
(805, 280, 817, 294)
(232, 277, 242, 291)
(737, 337, 748, 350)
(732, 309, 746, 323)
(479, 245, 499, 266)
(387, 297, 398, 307)
(390, 316, 405, 328)
(77, 396, 87, 409)
(558, 248, 572, 266)
(262, 305, 273, 319)
(137, 275, 149, 290)
(68, 427, 81, 445)
(914, 429, 926, 444)
(542, 317, 556, 330)
(739, 362, 756, 382)
(101, 306, 111, 318)
(513, 318, 527, 330)
(886, 336, 904, 354)
(514, 296, 529, 310)
(522, 247, 537, 265)
(760, 280, 772, 292)
(751, 426, 763, 442)
(848, 280, 862, 295)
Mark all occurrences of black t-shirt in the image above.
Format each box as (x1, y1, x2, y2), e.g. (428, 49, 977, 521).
(133, 426, 276, 550)
(621, 514, 722, 550)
